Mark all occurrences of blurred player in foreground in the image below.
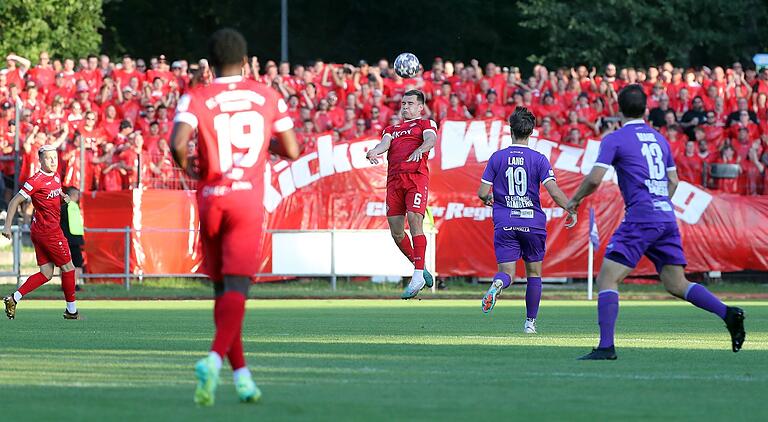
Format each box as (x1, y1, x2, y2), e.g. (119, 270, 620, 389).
(171, 28, 299, 405)
(567, 85, 745, 360)
(478, 107, 576, 333)
(3, 145, 80, 320)
(365, 90, 437, 299)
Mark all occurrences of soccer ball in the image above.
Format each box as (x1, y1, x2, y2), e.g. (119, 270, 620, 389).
(394, 53, 420, 79)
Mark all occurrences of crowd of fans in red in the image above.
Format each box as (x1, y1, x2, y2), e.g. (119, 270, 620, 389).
(2, 52, 768, 198)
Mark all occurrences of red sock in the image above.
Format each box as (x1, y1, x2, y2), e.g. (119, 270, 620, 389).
(228, 331, 246, 370)
(210, 295, 245, 369)
(412, 234, 426, 270)
(62, 270, 76, 302)
(397, 234, 414, 262)
(210, 291, 246, 358)
(18, 272, 50, 297)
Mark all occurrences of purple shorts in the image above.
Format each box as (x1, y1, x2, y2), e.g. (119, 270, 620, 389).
(494, 227, 546, 263)
(605, 221, 687, 273)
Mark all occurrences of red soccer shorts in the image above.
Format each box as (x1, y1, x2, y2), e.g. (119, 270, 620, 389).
(386, 173, 429, 217)
(31, 230, 72, 267)
(198, 188, 264, 282)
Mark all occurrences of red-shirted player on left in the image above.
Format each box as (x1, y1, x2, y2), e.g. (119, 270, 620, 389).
(3, 145, 81, 320)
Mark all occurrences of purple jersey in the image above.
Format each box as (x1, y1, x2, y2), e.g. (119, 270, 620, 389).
(594, 120, 677, 223)
(481, 144, 555, 231)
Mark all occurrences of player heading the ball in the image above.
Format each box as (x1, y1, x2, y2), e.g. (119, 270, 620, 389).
(366, 90, 437, 299)
(477, 107, 576, 333)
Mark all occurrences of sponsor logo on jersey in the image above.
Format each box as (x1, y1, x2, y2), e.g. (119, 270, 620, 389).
(46, 188, 62, 199)
(391, 129, 413, 138)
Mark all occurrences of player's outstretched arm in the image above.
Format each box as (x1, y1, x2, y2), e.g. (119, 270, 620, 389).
(406, 131, 437, 162)
(170, 122, 193, 170)
(272, 129, 300, 160)
(566, 166, 607, 213)
(667, 168, 680, 198)
(1, 192, 26, 239)
(366, 134, 392, 165)
(544, 180, 577, 228)
(477, 182, 493, 206)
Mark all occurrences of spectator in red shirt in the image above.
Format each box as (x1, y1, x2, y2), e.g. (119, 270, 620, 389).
(732, 127, 755, 160)
(701, 84, 719, 111)
(729, 110, 760, 141)
(313, 99, 333, 132)
(563, 127, 584, 147)
(3, 53, 30, 90)
(337, 108, 357, 140)
(743, 140, 764, 195)
(79, 55, 103, 98)
(537, 93, 563, 124)
(560, 110, 590, 142)
(538, 116, 561, 143)
(431, 82, 451, 121)
(676, 140, 705, 185)
(726, 97, 757, 126)
(46, 73, 74, 104)
(101, 104, 121, 141)
(117, 86, 141, 125)
(28, 51, 56, 94)
(475, 89, 506, 119)
(444, 94, 472, 120)
(703, 110, 726, 147)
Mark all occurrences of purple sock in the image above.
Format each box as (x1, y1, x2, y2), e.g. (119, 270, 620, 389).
(597, 290, 619, 349)
(685, 283, 727, 319)
(493, 272, 512, 289)
(525, 277, 542, 319)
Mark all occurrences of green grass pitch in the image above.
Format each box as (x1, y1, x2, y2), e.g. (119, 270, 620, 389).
(0, 299, 765, 421)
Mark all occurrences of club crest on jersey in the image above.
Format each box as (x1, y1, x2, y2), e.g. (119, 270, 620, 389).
(391, 129, 413, 138)
(46, 188, 62, 199)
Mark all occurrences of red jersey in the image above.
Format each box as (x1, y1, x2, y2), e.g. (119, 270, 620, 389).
(675, 153, 704, 186)
(174, 75, 293, 191)
(382, 118, 437, 178)
(20, 170, 65, 236)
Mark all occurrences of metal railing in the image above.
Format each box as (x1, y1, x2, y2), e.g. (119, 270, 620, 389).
(3, 226, 436, 292)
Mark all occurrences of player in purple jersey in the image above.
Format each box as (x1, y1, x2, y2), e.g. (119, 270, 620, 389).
(567, 85, 745, 360)
(477, 107, 576, 333)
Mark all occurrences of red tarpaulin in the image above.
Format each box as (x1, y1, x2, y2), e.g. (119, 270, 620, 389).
(82, 119, 768, 279)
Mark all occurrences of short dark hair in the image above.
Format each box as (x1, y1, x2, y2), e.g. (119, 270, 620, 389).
(508, 106, 536, 140)
(403, 90, 425, 104)
(208, 28, 247, 70)
(617, 84, 647, 118)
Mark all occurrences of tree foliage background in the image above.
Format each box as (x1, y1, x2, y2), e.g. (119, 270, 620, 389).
(2, 0, 768, 70)
(519, 0, 768, 68)
(0, 0, 103, 60)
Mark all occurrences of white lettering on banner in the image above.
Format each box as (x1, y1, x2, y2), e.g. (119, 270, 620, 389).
(349, 141, 379, 169)
(445, 203, 493, 221)
(263, 165, 282, 212)
(317, 134, 337, 176)
(532, 139, 557, 161)
(554, 145, 583, 173)
(440, 120, 504, 170)
(291, 152, 320, 188)
(671, 182, 713, 224)
(263, 120, 714, 222)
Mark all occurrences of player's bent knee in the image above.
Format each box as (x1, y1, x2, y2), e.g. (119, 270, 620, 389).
(60, 262, 76, 272)
(223, 276, 251, 296)
(40, 264, 55, 280)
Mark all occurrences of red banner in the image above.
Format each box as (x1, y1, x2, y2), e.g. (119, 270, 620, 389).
(83, 119, 768, 278)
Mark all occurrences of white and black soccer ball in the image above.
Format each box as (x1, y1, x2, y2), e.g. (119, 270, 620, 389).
(394, 52, 420, 79)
